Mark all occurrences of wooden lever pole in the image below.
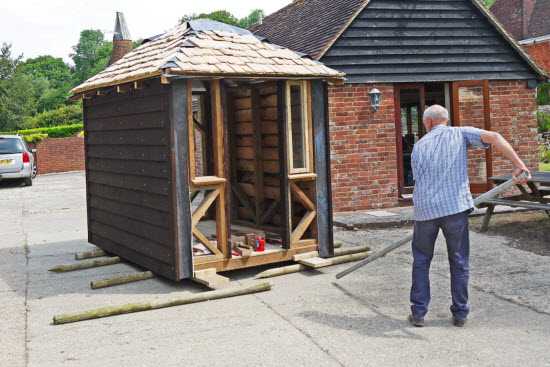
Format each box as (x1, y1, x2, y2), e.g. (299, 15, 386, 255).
(335, 172, 529, 280)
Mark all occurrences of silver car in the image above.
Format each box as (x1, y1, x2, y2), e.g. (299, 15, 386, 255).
(0, 135, 37, 186)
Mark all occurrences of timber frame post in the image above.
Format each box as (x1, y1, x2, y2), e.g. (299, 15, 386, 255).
(170, 79, 194, 279)
(277, 80, 292, 249)
(311, 80, 334, 257)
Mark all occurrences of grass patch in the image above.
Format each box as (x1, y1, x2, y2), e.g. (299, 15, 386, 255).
(540, 163, 550, 172)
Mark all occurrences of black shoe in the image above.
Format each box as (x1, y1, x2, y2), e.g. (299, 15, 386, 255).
(453, 318, 467, 327)
(408, 314, 424, 327)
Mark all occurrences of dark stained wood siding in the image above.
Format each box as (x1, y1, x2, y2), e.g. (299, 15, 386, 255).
(84, 79, 179, 280)
(321, 0, 539, 83)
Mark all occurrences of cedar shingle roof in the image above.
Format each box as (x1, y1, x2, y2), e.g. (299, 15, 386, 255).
(70, 21, 344, 95)
(248, 0, 368, 60)
(491, 0, 550, 39)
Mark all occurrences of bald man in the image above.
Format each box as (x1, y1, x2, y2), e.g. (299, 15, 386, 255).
(408, 105, 530, 328)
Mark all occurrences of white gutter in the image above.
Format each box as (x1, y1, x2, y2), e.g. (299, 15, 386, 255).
(519, 34, 550, 45)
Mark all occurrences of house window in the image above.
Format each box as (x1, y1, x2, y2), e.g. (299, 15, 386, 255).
(287, 81, 311, 174)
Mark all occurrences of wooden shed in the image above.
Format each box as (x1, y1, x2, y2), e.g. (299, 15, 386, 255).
(69, 20, 344, 281)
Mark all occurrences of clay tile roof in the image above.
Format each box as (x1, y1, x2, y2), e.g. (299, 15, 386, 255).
(489, 0, 524, 40)
(491, 0, 550, 40)
(70, 21, 344, 95)
(248, 0, 368, 60)
(527, 0, 550, 38)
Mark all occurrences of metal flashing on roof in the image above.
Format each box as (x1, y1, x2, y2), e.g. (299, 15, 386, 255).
(188, 19, 253, 36)
(254, 35, 266, 41)
(113, 12, 132, 41)
(181, 40, 197, 47)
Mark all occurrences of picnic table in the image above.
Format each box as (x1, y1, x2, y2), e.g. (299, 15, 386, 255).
(476, 171, 550, 232)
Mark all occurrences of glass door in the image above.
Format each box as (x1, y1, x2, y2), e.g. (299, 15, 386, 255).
(394, 84, 425, 197)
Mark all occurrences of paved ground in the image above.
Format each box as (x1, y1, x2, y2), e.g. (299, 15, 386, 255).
(1, 172, 549, 366)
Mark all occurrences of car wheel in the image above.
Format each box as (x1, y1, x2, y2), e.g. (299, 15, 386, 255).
(24, 176, 33, 187)
(32, 162, 37, 179)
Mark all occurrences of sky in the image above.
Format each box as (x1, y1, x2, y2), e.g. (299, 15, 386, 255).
(0, 0, 292, 64)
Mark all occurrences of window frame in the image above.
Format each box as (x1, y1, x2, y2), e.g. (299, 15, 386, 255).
(286, 80, 312, 174)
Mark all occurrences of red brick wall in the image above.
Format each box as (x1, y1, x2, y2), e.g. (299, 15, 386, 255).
(328, 83, 399, 212)
(328, 80, 539, 212)
(33, 137, 85, 174)
(489, 80, 539, 176)
(523, 41, 550, 73)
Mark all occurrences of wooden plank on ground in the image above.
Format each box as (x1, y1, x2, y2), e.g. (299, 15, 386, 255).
(192, 273, 230, 288)
(293, 251, 318, 261)
(299, 257, 332, 268)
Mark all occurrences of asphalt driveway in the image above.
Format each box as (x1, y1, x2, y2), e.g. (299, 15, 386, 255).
(1, 172, 549, 366)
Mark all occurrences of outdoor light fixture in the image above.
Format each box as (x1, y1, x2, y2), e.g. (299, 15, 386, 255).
(369, 85, 381, 111)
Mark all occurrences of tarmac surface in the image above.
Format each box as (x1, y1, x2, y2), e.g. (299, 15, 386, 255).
(1, 172, 549, 366)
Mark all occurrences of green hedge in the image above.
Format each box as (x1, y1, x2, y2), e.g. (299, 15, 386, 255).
(0, 124, 83, 143)
(26, 105, 83, 129)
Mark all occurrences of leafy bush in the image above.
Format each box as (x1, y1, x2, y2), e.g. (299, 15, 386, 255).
(538, 83, 550, 106)
(0, 124, 83, 139)
(538, 110, 550, 133)
(24, 133, 48, 143)
(25, 104, 82, 128)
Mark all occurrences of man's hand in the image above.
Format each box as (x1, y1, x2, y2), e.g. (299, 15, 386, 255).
(512, 166, 531, 185)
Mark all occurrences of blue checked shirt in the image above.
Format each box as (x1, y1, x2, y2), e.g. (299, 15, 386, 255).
(412, 125, 490, 221)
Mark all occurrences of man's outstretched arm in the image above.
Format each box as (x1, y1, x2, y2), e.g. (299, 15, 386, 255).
(481, 131, 531, 184)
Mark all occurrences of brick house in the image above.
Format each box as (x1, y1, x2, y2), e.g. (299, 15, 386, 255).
(490, 0, 550, 72)
(250, 0, 549, 212)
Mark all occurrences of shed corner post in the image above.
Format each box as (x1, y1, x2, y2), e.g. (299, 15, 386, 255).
(277, 80, 292, 249)
(312, 80, 334, 257)
(170, 79, 194, 279)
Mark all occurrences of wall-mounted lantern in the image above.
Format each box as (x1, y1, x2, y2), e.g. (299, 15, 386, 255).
(369, 85, 381, 111)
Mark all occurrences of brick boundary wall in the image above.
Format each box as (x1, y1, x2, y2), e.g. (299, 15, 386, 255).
(523, 41, 550, 74)
(328, 80, 539, 213)
(29, 137, 85, 175)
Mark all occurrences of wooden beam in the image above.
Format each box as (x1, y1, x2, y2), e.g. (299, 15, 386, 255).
(83, 91, 96, 99)
(170, 79, 194, 279)
(191, 176, 226, 186)
(191, 188, 220, 227)
(291, 210, 317, 244)
(231, 184, 256, 219)
(161, 76, 171, 84)
(288, 173, 317, 181)
(192, 227, 222, 255)
(277, 80, 292, 249)
(211, 79, 228, 258)
(117, 84, 132, 93)
(290, 181, 315, 211)
(134, 80, 149, 90)
(260, 198, 280, 225)
(252, 88, 265, 225)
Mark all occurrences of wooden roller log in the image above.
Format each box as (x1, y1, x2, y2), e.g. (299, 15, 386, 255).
(90, 271, 156, 289)
(255, 252, 371, 279)
(334, 242, 342, 249)
(49, 257, 120, 273)
(53, 282, 273, 325)
(325, 245, 370, 258)
(75, 250, 107, 260)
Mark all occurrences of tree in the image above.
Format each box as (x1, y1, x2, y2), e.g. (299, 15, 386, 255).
(70, 30, 108, 84)
(16, 55, 71, 89)
(0, 43, 22, 80)
(0, 43, 35, 131)
(180, 9, 265, 29)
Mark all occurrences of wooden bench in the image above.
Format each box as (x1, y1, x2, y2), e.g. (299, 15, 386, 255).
(479, 198, 550, 232)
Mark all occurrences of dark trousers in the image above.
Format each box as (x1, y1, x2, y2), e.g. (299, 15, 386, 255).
(410, 210, 470, 320)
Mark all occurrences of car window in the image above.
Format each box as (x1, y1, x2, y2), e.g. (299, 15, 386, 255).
(22, 138, 31, 152)
(0, 138, 24, 154)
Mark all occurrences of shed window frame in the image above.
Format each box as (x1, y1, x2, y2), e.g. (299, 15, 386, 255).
(286, 80, 312, 174)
